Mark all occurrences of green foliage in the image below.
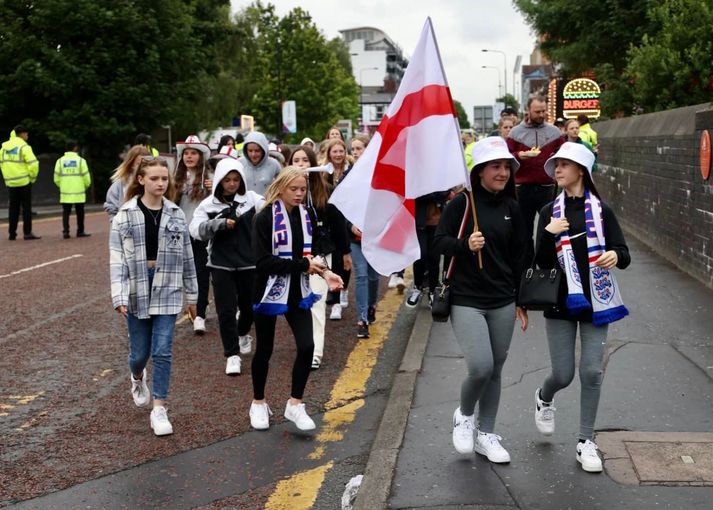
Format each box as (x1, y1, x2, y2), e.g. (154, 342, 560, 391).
(626, 0, 713, 112)
(496, 94, 520, 112)
(453, 100, 470, 128)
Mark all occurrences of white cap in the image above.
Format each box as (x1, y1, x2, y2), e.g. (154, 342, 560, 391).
(219, 145, 240, 159)
(470, 136, 520, 172)
(544, 142, 595, 178)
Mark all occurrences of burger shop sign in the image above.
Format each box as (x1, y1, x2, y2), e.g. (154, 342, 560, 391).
(562, 78, 601, 119)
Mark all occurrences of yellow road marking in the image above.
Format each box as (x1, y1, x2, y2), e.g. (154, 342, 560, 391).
(265, 462, 334, 510)
(265, 271, 411, 507)
(0, 211, 105, 228)
(8, 392, 44, 405)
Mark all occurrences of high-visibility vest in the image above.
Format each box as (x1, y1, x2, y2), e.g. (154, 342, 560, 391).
(54, 151, 91, 203)
(578, 124, 598, 147)
(0, 131, 39, 188)
(464, 141, 477, 171)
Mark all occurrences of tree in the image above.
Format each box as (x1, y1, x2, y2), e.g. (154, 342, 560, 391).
(453, 100, 470, 129)
(496, 94, 519, 113)
(234, 2, 359, 141)
(626, 0, 713, 112)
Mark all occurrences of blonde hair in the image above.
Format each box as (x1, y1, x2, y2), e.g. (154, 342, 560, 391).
(261, 167, 308, 210)
(111, 145, 150, 183)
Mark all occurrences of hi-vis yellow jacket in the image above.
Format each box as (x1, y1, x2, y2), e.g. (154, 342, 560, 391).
(0, 130, 39, 187)
(54, 151, 91, 203)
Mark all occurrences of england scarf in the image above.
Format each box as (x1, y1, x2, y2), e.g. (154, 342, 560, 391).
(254, 200, 321, 315)
(553, 189, 628, 326)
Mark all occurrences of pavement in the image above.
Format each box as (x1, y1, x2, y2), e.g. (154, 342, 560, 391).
(0, 203, 105, 223)
(357, 235, 713, 509)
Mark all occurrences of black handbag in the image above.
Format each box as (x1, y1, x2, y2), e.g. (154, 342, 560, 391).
(518, 266, 562, 311)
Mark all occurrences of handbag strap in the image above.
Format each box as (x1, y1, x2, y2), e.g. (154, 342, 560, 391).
(443, 191, 472, 282)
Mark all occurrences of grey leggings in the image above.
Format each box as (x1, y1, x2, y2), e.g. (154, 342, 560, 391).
(450, 303, 516, 433)
(541, 319, 609, 440)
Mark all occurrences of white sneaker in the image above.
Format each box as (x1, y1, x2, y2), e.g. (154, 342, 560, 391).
(340, 290, 349, 308)
(235, 309, 241, 321)
(405, 288, 422, 308)
(225, 355, 242, 375)
(150, 406, 173, 436)
(311, 357, 321, 370)
(535, 388, 555, 436)
(239, 334, 253, 355)
(193, 316, 206, 334)
(452, 407, 475, 454)
(474, 431, 511, 463)
(330, 304, 342, 320)
(284, 401, 316, 431)
(130, 369, 150, 407)
(577, 440, 603, 472)
(250, 402, 272, 430)
(388, 273, 399, 289)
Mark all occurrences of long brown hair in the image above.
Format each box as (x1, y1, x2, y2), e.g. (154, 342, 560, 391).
(288, 146, 331, 210)
(125, 158, 172, 202)
(173, 149, 209, 203)
(111, 145, 150, 183)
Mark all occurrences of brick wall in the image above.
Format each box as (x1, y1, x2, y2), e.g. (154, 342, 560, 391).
(594, 102, 713, 289)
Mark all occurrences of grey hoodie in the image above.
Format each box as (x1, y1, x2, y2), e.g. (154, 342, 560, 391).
(240, 131, 281, 196)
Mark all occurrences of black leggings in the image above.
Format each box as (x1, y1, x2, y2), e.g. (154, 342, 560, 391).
(191, 238, 210, 318)
(252, 308, 314, 400)
(211, 268, 255, 357)
(414, 226, 439, 291)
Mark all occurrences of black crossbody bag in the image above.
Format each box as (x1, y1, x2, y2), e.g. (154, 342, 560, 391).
(518, 234, 562, 311)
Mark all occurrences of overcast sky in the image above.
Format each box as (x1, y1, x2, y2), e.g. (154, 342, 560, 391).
(230, 1, 537, 123)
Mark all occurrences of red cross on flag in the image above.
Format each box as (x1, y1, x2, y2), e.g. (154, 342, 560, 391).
(330, 18, 469, 275)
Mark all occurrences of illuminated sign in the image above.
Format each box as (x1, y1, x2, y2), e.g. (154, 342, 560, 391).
(562, 78, 601, 119)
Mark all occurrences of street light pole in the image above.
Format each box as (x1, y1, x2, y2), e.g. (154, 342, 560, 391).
(482, 65, 503, 98)
(482, 49, 507, 98)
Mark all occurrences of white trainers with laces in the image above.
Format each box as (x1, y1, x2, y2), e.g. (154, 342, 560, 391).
(239, 334, 253, 355)
(340, 290, 349, 308)
(193, 316, 206, 334)
(150, 406, 173, 436)
(577, 439, 603, 472)
(284, 401, 316, 431)
(474, 431, 511, 463)
(452, 407, 475, 454)
(406, 288, 422, 308)
(250, 402, 273, 430)
(330, 304, 342, 320)
(130, 368, 150, 407)
(388, 273, 399, 289)
(225, 355, 242, 375)
(535, 388, 555, 436)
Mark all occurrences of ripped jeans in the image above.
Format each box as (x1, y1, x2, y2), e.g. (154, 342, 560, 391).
(541, 319, 609, 440)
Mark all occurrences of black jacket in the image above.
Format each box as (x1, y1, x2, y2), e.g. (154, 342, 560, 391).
(535, 195, 630, 322)
(433, 186, 528, 309)
(207, 203, 256, 270)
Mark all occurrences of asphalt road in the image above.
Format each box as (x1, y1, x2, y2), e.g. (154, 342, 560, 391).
(0, 212, 418, 509)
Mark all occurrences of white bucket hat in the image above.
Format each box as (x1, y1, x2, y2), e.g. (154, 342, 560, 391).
(544, 142, 595, 179)
(176, 134, 211, 161)
(470, 136, 520, 172)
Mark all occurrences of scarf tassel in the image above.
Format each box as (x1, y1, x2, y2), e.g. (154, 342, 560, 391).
(299, 292, 322, 310)
(592, 305, 629, 327)
(566, 293, 591, 315)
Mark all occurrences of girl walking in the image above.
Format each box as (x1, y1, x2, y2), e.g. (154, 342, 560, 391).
(104, 145, 150, 220)
(173, 136, 213, 334)
(249, 168, 343, 431)
(110, 157, 198, 436)
(433, 137, 528, 463)
(190, 158, 264, 376)
(533, 142, 630, 473)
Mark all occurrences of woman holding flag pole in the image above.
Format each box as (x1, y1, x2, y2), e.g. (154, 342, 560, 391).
(533, 142, 630, 473)
(433, 137, 528, 463)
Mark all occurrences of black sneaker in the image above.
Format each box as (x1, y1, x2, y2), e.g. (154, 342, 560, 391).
(24, 233, 41, 240)
(77, 232, 91, 238)
(357, 321, 369, 339)
(367, 306, 376, 324)
(8, 233, 16, 241)
(405, 288, 422, 308)
(63, 233, 71, 239)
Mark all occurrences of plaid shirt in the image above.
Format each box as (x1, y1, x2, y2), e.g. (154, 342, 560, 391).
(110, 197, 198, 319)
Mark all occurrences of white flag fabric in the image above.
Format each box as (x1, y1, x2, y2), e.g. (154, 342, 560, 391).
(329, 18, 469, 275)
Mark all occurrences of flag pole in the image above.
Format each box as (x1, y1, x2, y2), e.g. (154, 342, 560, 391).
(427, 17, 483, 269)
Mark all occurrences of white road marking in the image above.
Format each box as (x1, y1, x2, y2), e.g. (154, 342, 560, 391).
(0, 254, 84, 279)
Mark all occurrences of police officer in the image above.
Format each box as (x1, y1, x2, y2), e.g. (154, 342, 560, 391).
(135, 133, 160, 157)
(54, 140, 92, 238)
(0, 125, 40, 240)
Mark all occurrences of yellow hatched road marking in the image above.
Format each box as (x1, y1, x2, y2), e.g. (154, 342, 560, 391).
(265, 271, 411, 508)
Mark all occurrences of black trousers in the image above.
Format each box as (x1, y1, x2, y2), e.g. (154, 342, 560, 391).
(517, 184, 557, 261)
(62, 203, 86, 234)
(327, 249, 351, 304)
(252, 308, 314, 400)
(191, 238, 210, 318)
(211, 268, 255, 357)
(414, 226, 439, 291)
(8, 184, 32, 236)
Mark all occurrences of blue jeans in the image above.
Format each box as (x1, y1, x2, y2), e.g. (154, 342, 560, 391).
(126, 268, 178, 400)
(350, 242, 379, 323)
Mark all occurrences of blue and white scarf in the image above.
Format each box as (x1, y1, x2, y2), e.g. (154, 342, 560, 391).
(553, 189, 628, 326)
(254, 199, 321, 315)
